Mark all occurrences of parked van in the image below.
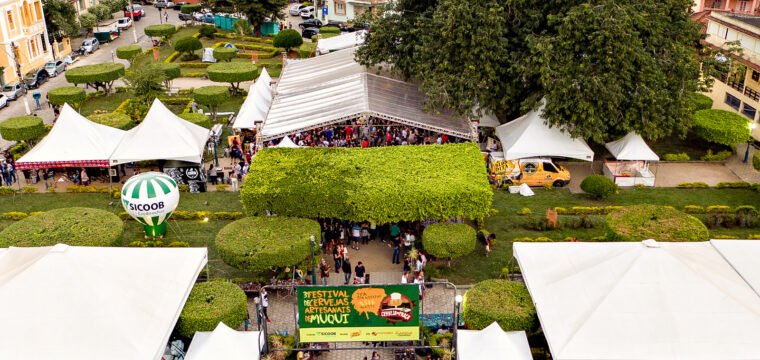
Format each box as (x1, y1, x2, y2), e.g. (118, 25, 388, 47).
(488, 152, 571, 187)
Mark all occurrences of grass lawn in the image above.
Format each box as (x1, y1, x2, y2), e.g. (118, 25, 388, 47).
(79, 92, 131, 116)
(649, 132, 732, 160)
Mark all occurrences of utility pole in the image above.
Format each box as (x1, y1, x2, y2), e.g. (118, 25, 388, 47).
(8, 42, 31, 115)
(128, 0, 138, 43)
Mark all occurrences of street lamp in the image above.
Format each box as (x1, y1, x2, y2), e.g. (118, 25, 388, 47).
(0, 42, 31, 115)
(744, 122, 757, 163)
(310, 234, 317, 285)
(453, 295, 463, 357)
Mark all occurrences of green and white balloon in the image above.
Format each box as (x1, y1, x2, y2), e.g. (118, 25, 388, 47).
(121, 172, 180, 237)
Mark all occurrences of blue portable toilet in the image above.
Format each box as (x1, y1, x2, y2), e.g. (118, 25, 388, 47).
(261, 21, 279, 36)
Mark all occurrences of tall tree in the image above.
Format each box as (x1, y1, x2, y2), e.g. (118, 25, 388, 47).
(43, 0, 81, 41)
(203, 0, 287, 30)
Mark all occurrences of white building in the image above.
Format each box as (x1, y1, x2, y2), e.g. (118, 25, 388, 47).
(324, 0, 386, 23)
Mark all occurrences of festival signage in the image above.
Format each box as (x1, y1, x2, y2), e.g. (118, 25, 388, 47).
(164, 166, 207, 193)
(297, 285, 420, 342)
(121, 172, 180, 237)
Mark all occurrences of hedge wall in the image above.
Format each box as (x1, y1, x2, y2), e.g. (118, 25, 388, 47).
(0, 116, 45, 141)
(88, 112, 134, 129)
(463, 280, 537, 331)
(178, 113, 212, 129)
(177, 279, 248, 338)
(215, 216, 319, 274)
(241, 144, 493, 223)
(48, 86, 86, 106)
(422, 223, 476, 261)
(605, 204, 709, 242)
(0, 207, 123, 247)
(693, 109, 751, 146)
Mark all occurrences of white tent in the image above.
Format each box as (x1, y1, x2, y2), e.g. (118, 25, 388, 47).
(495, 104, 593, 161)
(16, 104, 125, 170)
(185, 322, 264, 360)
(478, 113, 500, 128)
(275, 136, 301, 148)
(110, 99, 210, 165)
(604, 132, 659, 161)
(513, 240, 760, 360)
(316, 30, 367, 55)
(232, 67, 273, 129)
(0, 244, 207, 360)
(457, 322, 532, 360)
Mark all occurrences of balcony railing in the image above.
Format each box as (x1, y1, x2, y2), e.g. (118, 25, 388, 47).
(745, 86, 760, 101)
(719, 72, 746, 92)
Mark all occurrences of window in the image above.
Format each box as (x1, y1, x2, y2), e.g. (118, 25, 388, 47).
(543, 162, 559, 173)
(740, 0, 749, 12)
(726, 93, 742, 109)
(40, 34, 46, 52)
(22, 3, 30, 26)
(34, 1, 42, 20)
(523, 162, 537, 174)
(335, 1, 346, 15)
(743, 103, 757, 119)
(711, 0, 722, 8)
(7, 10, 14, 30)
(753, 70, 760, 82)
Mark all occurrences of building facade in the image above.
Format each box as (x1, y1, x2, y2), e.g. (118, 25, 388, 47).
(0, 0, 55, 85)
(695, 0, 760, 14)
(324, 0, 385, 23)
(702, 12, 760, 140)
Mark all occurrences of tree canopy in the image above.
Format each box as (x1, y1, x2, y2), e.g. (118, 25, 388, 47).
(357, 0, 704, 142)
(43, 0, 81, 41)
(273, 29, 303, 52)
(203, 0, 286, 29)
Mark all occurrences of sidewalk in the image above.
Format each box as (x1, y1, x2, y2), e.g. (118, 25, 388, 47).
(726, 145, 760, 183)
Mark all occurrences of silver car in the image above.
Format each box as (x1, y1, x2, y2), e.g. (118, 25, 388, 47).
(44, 60, 67, 77)
(2, 82, 24, 100)
(81, 38, 100, 54)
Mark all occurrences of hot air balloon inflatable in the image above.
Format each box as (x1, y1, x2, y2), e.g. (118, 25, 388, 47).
(121, 172, 180, 238)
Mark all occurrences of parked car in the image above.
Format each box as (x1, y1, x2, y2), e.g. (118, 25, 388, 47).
(124, 5, 144, 20)
(23, 69, 49, 89)
(1, 82, 24, 100)
(300, 6, 314, 19)
(299, 18, 322, 29)
(178, 12, 193, 21)
(44, 60, 67, 77)
(201, 12, 214, 23)
(154, 0, 175, 8)
(80, 38, 100, 53)
(116, 17, 133, 30)
(172, 1, 189, 9)
(289, 3, 307, 16)
(302, 27, 319, 38)
(0, 94, 7, 109)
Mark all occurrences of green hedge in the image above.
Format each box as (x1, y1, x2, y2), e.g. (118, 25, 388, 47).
(605, 204, 709, 242)
(241, 144, 493, 223)
(320, 26, 341, 34)
(178, 113, 212, 129)
(48, 86, 86, 106)
(273, 29, 303, 51)
(693, 93, 713, 111)
(88, 112, 135, 129)
(0, 116, 45, 141)
(116, 45, 142, 61)
(207, 62, 258, 84)
(213, 47, 237, 62)
(177, 280, 248, 338)
(580, 174, 618, 199)
(145, 24, 177, 38)
(0, 207, 123, 247)
(215, 217, 319, 274)
(152, 62, 181, 81)
(463, 280, 537, 331)
(754, 152, 760, 171)
(65, 63, 125, 85)
(175, 36, 203, 55)
(694, 109, 751, 146)
(194, 85, 230, 107)
(422, 223, 476, 262)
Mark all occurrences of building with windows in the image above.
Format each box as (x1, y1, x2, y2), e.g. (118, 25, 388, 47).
(695, 0, 760, 14)
(702, 12, 760, 140)
(0, 0, 54, 85)
(324, 0, 386, 23)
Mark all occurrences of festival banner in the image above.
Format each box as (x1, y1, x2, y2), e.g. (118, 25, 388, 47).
(297, 285, 420, 342)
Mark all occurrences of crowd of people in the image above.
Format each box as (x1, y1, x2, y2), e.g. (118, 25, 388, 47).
(0, 152, 17, 187)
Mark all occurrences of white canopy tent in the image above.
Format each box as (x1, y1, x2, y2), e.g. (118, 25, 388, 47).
(457, 322, 532, 360)
(495, 104, 593, 161)
(110, 99, 210, 165)
(232, 67, 273, 130)
(0, 244, 207, 360)
(316, 30, 367, 55)
(275, 136, 301, 148)
(185, 322, 264, 360)
(603, 132, 659, 187)
(16, 104, 125, 170)
(513, 240, 760, 360)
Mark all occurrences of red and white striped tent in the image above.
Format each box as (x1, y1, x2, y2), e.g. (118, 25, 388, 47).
(15, 104, 125, 170)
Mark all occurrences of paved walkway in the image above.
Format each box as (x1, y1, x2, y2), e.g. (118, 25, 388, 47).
(726, 145, 760, 183)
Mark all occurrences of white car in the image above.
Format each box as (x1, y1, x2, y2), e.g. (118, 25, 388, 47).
(289, 4, 307, 16)
(0, 94, 8, 109)
(116, 17, 133, 29)
(300, 6, 315, 19)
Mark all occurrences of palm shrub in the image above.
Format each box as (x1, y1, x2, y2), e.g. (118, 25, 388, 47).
(273, 29, 303, 52)
(174, 36, 203, 60)
(207, 62, 257, 95)
(47, 86, 86, 108)
(605, 204, 709, 242)
(0, 207, 123, 247)
(177, 280, 248, 338)
(693, 109, 751, 146)
(463, 280, 537, 331)
(232, 18, 253, 39)
(0, 116, 45, 144)
(422, 223, 476, 266)
(580, 175, 618, 200)
(193, 85, 229, 121)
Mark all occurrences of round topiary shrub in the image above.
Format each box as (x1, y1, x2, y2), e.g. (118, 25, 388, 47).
(144, 24, 177, 38)
(116, 44, 142, 61)
(463, 279, 537, 331)
(178, 113, 212, 129)
(177, 279, 248, 338)
(273, 29, 303, 52)
(180, 4, 200, 14)
(0, 207, 123, 247)
(0, 116, 45, 142)
(194, 85, 230, 120)
(215, 217, 320, 276)
(694, 109, 751, 146)
(48, 86, 86, 107)
(693, 93, 713, 112)
(422, 223, 476, 266)
(152, 62, 181, 87)
(199, 25, 216, 39)
(580, 174, 618, 200)
(88, 112, 135, 129)
(213, 47, 237, 62)
(605, 204, 709, 242)
(174, 36, 203, 59)
(207, 62, 257, 95)
(65, 63, 125, 95)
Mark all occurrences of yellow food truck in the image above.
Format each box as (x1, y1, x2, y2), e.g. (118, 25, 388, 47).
(487, 152, 571, 187)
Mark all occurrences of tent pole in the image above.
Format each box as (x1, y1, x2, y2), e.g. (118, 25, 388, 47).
(108, 166, 113, 193)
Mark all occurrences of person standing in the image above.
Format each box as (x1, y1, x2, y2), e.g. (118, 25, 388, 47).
(371, 351, 380, 360)
(333, 245, 342, 274)
(354, 261, 366, 284)
(401, 271, 409, 284)
(486, 233, 496, 257)
(391, 236, 401, 264)
(260, 288, 270, 323)
(80, 168, 89, 186)
(351, 223, 361, 250)
(342, 256, 352, 285)
(319, 258, 330, 285)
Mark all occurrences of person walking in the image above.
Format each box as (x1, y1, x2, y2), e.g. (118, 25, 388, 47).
(260, 288, 270, 323)
(332, 245, 342, 274)
(319, 258, 330, 285)
(354, 261, 366, 284)
(342, 256, 352, 285)
(351, 223, 361, 250)
(391, 236, 401, 264)
(486, 233, 496, 257)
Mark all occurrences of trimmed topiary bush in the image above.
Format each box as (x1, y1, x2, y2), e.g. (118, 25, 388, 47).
(177, 279, 248, 338)
(116, 44, 142, 61)
(215, 217, 320, 276)
(0, 207, 123, 247)
(694, 109, 751, 146)
(605, 204, 709, 242)
(273, 29, 303, 52)
(88, 112, 135, 129)
(193, 85, 230, 120)
(199, 25, 216, 39)
(0, 116, 45, 142)
(207, 62, 257, 95)
(65, 63, 125, 95)
(152, 62, 181, 88)
(174, 36, 203, 60)
(180, 4, 200, 13)
(213, 47, 236, 62)
(422, 223, 476, 266)
(178, 113, 212, 129)
(463, 280, 537, 331)
(48, 86, 86, 107)
(693, 93, 713, 111)
(580, 174, 618, 200)
(754, 151, 760, 171)
(144, 24, 177, 38)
